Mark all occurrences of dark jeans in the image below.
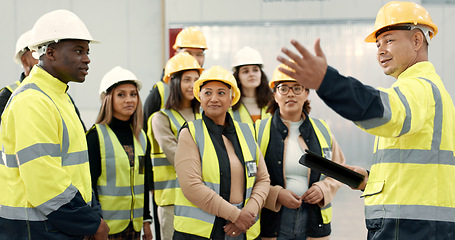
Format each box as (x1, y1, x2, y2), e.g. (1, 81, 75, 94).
(277, 205, 308, 240)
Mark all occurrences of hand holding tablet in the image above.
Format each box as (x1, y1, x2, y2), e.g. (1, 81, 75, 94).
(299, 149, 365, 188)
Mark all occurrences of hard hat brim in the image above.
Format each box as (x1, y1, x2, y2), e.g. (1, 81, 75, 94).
(193, 79, 241, 106)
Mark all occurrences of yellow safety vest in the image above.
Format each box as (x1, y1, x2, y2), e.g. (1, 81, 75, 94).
(95, 124, 147, 234)
(174, 119, 261, 239)
(4, 80, 21, 93)
(147, 109, 201, 206)
(229, 103, 270, 125)
(357, 62, 455, 232)
(0, 66, 92, 221)
(154, 81, 170, 110)
(255, 116, 333, 224)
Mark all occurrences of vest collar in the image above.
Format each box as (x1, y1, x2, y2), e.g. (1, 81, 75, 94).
(398, 61, 435, 80)
(202, 112, 236, 136)
(26, 65, 69, 93)
(271, 109, 311, 139)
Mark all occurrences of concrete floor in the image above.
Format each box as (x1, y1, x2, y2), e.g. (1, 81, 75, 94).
(331, 185, 367, 240)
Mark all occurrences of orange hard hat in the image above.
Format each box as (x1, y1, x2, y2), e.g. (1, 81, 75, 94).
(365, 1, 437, 42)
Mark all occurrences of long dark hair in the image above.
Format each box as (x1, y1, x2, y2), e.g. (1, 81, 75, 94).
(96, 82, 143, 141)
(231, 65, 272, 111)
(267, 81, 311, 115)
(165, 70, 200, 112)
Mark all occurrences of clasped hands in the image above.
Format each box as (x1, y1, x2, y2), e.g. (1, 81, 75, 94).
(278, 185, 324, 209)
(224, 209, 256, 237)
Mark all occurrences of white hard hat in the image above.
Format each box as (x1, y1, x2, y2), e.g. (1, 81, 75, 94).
(29, 9, 98, 55)
(14, 30, 33, 65)
(231, 46, 264, 71)
(99, 66, 142, 96)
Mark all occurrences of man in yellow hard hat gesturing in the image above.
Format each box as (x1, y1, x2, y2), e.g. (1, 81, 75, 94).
(278, 2, 455, 240)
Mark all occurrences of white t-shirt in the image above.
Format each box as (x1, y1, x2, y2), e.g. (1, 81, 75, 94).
(284, 119, 309, 197)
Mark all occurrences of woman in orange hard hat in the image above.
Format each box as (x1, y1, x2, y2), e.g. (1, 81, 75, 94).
(147, 52, 203, 240)
(173, 66, 270, 240)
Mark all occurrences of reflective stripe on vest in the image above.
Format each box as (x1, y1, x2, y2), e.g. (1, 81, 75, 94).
(148, 109, 201, 206)
(361, 77, 455, 225)
(155, 81, 170, 110)
(255, 116, 333, 224)
(229, 103, 270, 125)
(174, 119, 261, 239)
(4, 80, 20, 93)
(95, 124, 146, 234)
(1, 83, 88, 167)
(0, 82, 90, 221)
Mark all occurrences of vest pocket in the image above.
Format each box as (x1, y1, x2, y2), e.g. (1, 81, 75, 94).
(361, 180, 384, 197)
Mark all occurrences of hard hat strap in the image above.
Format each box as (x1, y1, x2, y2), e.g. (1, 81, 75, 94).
(36, 40, 60, 58)
(36, 44, 49, 58)
(375, 25, 411, 39)
(375, 24, 433, 45)
(412, 25, 433, 45)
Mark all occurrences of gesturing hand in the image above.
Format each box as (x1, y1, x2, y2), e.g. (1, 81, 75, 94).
(277, 38, 328, 90)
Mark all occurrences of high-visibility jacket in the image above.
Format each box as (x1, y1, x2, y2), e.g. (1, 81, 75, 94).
(353, 62, 455, 239)
(0, 66, 92, 238)
(318, 61, 455, 239)
(147, 109, 201, 206)
(94, 124, 147, 234)
(0, 76, 24, 118)
(155, 81, 169, 110)
(229, 103, 270, 125)
(255, 113, 333, 237)
(174, 119, 261, 239)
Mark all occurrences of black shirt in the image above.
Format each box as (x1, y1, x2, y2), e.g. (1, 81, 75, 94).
(86, 117, 152, 221)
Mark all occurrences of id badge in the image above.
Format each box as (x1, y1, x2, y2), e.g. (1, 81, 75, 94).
(245, 161, 257, 177)
(138, 156, 145, 174)
(323, 149, 332, 160)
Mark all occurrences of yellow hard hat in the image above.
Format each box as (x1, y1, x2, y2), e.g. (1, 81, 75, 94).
(163, 52, 204, 84)
(193, 65, 241, 106)
(269, 62, 296, 89)
(173, 27, 208, 50)
(365, 1, 438, 43)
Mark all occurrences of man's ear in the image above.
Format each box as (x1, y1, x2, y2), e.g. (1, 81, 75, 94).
(46, 46, 56, 61)
(413, 31, 424, 51)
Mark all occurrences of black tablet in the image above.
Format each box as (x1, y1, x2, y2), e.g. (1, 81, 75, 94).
(299, 149, 365, 188)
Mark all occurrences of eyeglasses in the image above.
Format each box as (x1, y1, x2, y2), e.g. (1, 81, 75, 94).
(181, 50, 205, 58)
(276, 84, 305, 95)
